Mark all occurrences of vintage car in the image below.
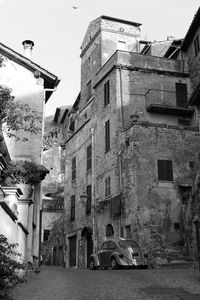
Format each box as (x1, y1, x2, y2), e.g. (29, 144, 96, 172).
(89, 239, 149, 270)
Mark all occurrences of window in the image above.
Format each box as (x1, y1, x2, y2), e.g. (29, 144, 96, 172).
(104, 80, 110, 107)
(71, 195, 75, 221)
(125, 225, 131, 239)
(178, 119, 190, 128)
(175, 83, 187, 108)
(108, 241, 116, 249)
(43, 230, 50, 241)
(105, 176, 111, 197)
(87, 80, 92, 100)
(157, 159, 173, 181)
(86, 144, 92, 171)
(86, 185, 92, 214)
(194, 35, 200, 56)
(101, 242, 109, 250)
(118, 41, 126, 51)
(105, 120, 110, 152)
(72, 157, 76, 181)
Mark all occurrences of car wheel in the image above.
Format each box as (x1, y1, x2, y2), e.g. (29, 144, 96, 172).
(111, 257, 119, 270)
(89, 258, 96, 270)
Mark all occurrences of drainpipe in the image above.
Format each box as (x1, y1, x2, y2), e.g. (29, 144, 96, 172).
(118, 66, 125, 128)
(118, 151, 123, 236)
(91, 127, 97, 252)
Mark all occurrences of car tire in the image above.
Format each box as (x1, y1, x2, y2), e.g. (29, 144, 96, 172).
(89, 258, 96, 270)
(111, 257, 119, 270)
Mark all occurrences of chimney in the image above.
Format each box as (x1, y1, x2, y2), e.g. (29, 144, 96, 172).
(22, 40, 34, 60)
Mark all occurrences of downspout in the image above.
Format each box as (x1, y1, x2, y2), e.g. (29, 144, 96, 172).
(91, 127, 97, 252)
(118, 66, 125, 128)
(118, 150, 123, 236)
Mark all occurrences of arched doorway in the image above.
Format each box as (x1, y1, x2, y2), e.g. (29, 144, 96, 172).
(81, 227, 93, 268)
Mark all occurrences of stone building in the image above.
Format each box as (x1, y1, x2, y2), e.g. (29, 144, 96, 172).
(63, 15, 200, 268)
(0, 40, 60, 267)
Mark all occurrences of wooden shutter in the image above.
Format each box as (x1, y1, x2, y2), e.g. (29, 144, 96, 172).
(105, 120, 110, 152)
(104, 80, 110, 107)
(86, 144, 92, 171)
(72, 157, 76, 181)
(176, 83, 187, 107)
(71, 195, 75, 221)
(157, 160, 173, 181)
(86, 185, 92, 214)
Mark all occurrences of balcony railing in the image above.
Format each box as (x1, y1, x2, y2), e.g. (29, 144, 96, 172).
(145, 89, 194, 116)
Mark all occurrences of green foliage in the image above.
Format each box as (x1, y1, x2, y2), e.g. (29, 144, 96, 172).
(0, 234, 24, 298)
(0, 85, 41, 142)
(0, 160, 46, 185)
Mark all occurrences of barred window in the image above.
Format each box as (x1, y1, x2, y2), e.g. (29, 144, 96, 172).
(104, 80, 110, 107)
(86, 144, 92, 171)
(71, 195, 75, 221)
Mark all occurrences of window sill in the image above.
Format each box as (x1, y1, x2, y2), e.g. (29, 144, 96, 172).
(158, 181, 174, 188)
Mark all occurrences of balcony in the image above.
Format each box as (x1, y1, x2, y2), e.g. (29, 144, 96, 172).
(145, 89, 194, 116)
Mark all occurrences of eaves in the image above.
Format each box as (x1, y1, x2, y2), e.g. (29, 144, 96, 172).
(63, 118, 90, 146)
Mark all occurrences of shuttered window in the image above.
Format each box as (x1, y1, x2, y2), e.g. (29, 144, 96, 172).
(157, 159, 173, 181)
(86, 185, 92, 214)
(176, 83, 187, 108)
(71, 195, 75, 221)
(105, 176, 111, 197)
(87, 80, 92, 100)
(86, 144, 92, 171)
(104, 80, 110, 107)
(105, 120, 110, 152)
(194, 35, 200, 56)
(72, 157, 76, 181)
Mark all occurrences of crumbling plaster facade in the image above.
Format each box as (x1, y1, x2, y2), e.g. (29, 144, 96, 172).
(64, 15, 200, 268)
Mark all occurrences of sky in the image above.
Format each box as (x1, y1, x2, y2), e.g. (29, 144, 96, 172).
(0, 0, 199, 116)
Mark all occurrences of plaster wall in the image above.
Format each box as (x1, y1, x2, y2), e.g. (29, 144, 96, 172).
(0, 206, 17, 244)
(0, 55, 43, 164)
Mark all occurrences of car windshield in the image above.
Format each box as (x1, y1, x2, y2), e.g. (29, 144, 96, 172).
(118, 240, 139, 249)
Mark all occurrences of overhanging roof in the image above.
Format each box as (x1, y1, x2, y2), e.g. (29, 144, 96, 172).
(0, 42, 60, 102)
(186, 82, 200, 107)
(181, 7, 200, 51)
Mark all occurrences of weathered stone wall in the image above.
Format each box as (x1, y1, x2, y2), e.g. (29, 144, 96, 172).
(118, 124, 200, 253)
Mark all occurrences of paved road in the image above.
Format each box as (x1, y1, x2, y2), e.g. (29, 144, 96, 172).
(12, 265, 200, 300)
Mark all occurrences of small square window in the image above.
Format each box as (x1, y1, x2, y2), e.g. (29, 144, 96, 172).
(157, 159, 173, 181)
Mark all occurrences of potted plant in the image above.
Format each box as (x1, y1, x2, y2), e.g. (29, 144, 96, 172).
(0, 160, 48, 198)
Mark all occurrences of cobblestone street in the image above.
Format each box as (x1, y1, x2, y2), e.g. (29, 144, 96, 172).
(12, 265, 200, 300)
